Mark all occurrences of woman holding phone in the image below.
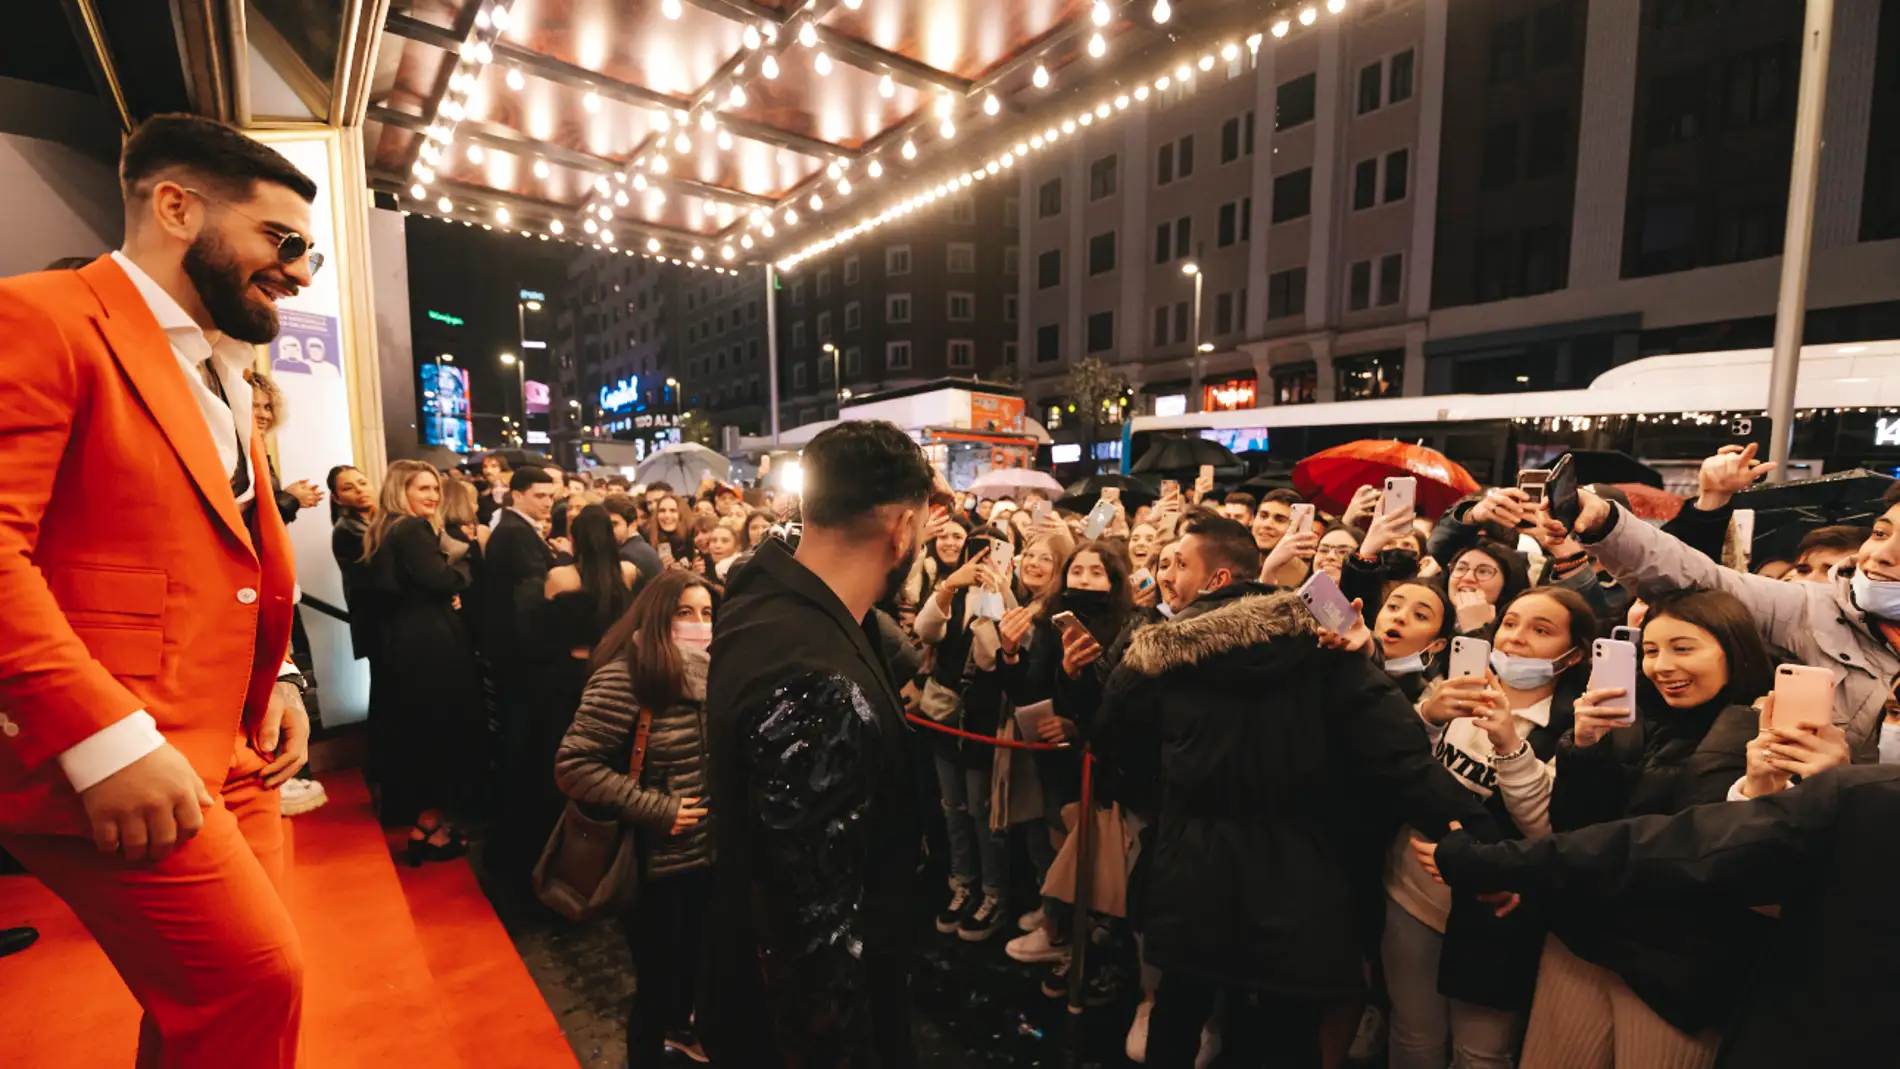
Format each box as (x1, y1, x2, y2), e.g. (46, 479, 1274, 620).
(1446, 542, 1530, 639)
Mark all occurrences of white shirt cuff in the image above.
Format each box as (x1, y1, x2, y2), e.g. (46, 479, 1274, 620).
(279, 661, 300, 680)
(1726, 775, 1752, 802)
(57, 711, 166, 793)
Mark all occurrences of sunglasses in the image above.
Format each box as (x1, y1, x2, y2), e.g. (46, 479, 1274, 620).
(183, 187, 325, 276)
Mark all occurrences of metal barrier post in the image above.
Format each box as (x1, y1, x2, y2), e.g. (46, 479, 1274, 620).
(1065, 750, 1097, 1028)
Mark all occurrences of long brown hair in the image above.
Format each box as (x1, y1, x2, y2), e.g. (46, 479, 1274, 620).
(362, 460, 440, 561)
(590, 569, 718, 710)
(644, 492, 694, 559)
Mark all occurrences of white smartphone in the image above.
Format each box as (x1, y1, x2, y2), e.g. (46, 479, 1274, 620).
(1296, 571, 1359, 633)
(1589, 638, 1639, 726)
(1083, 497, 1117, 539)
(989, 538, 1013, 576)
(1448, 636, 1490, 680)
(1381, 476, 1417, 517)
(1289, 502, 1316, 538)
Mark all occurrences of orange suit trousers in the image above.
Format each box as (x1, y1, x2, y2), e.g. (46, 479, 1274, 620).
(0, 745, 302, 1069)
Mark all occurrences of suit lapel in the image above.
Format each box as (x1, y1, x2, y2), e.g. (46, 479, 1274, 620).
(78, 256, 253, 554)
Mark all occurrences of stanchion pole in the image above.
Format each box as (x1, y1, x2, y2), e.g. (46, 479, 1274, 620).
(1065, 749, 1097, 1067)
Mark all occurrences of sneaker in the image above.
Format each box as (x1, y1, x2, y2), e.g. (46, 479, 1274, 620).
(1005, 926, 1069, 963)
(1039, 954, 1072, 998)
(934, 883, 974, 934)
(1044, 958, 1117, 1005)
(1346, 1003, 1386, 1065)
(1195, 1023, 1221, 1069)
(957, 892, 1007, 942)
(664, 1031, 709, 1063)
(1126, 999, 1153, 1063)
(1017, 907, 1045, 932)
(279, 778, 328, 817)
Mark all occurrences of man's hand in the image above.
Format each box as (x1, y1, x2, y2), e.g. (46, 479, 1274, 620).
(1469, 487, 1534, 530)
(79, 743, 214, 862)
(1262, 530, 1318, 582)
(1697, 443, 1775, 511)
(1452, 588, 1496, 632)
(1342, 485, 1382, 532)
(256, 681, 311, 789)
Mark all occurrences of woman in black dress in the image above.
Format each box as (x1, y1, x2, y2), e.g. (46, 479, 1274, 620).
(364, 460, 483, 864)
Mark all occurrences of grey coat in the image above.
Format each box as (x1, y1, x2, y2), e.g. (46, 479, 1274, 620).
(1582, 503, 1897, 758)
(554, 646, 714, 879)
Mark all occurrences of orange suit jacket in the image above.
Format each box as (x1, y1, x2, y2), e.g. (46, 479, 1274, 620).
(0, 256, 297, 836)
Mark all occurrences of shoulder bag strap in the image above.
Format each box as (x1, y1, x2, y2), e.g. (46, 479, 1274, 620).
(627, 706, 655, 781)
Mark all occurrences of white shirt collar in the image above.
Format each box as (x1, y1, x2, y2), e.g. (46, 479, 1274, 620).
(1514, 695, 1555, 729)
(109, 250, 253, 369)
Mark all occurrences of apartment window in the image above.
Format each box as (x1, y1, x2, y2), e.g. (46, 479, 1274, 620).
(1244, 110, 1256, 155)
(1154, 222, 1172, 264)
(1481, 122, 1519, 190)
(1088, 231, 1118, 275)
(844, 256, 860, 285)
(1358, 62, 1383, 115)
(1353, 159, 1379, 211)
(1378, 253, 1403, 306)
(1038, 248, 1062, 289)
(1476, 234, 1517, 302)
(1086, 311, 1115, 353)
(1335, 349, 1404, 400)
(948, 242, 976, 273)
(790, 281, 804, 306)
(844, 301, 861, 331)
(1526, 109, 1569, 179)
(1724, 45, 1789, 129)
(947, 292, 975, 320)
(1220, 115, 1244, 164)
(887, 245, 912, 275)
(1272, 168, 1313, 223)
(1174, 216, 1193, 259)
(1178, 136, 1194, 179)
(816, 310, 832, 340)
(816, 269, 833, 297)
(1004, 197, 1020, 227)
(816, 352, 831, 382)
(1217, 198, 1252, 247)
(844, 346, 862, 374)
(1490, 18, 1525, 84)
(948, 340, 975, 369)
(1276, 72, 1316, 130)
(887, 341, 912, 370)
(1156, 141, 1175, 186)
(1390, 49, 1415, 104)
(792, 362, 807, 389)
(1003, 341, 1018, 366)
(1038, 178, 1063, 218)
(1214, 291, 1236, 335)
(1173, 300, 1189, 343)
(1267, 267, 1307, 319)
(747, 301, 760, 322)
(1036, 323, 1061, 363)
(1004, 294, 1018, 322)
(1647, 70, 1706, 146)
(1273, 362, 1318, 405)
(1004, 245, 1020, 275)
(1521, 224, 1568, 294)
(887, 294, 912, 323)
(748, 339, 760, 362)
(1384, 148, 1409, 202)
(1153, 305, 1171, 346)
(951, 194, 977, 224)
(1637, 199, 1699, 275)
(1534, 0, 1575, 67)
(1090, 154, 1119, 200)
(1348, 261, 1374, 312)
(791, 321, 807, 349)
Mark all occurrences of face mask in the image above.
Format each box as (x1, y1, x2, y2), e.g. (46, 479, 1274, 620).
(1879, 722, 1900, 766)
(1851, 569, 1900, 620)
(672, 620, 712, 651)
(1489, 648, 1570, 690)
(1156, 603, 1175, 620)
(1063, 588, 1111, 614)
(1385, 651, 1432, 676)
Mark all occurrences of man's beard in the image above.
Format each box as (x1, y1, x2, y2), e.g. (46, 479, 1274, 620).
(183, 228, 280, 343)
(881, 542, 919, 605)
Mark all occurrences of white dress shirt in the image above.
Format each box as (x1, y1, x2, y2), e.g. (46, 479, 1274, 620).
(55, 254, 286, 793)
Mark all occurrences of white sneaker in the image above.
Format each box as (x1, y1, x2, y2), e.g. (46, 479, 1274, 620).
(1017, 907, 1045, 932)
(1005, 926, 1068, 963)
(279, 778, 328, 817)
(1125, 999, 1153, 1063)
(1347, 1003, 1386, 1064)
(1195, 1023, 1221, 1069)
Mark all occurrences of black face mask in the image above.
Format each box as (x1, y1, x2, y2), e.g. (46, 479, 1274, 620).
(182, 226, 280, 344)
(1062, 587, 1112, 620)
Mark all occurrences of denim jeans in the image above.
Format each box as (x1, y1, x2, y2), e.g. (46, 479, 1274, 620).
(933, 753, 1007, 894)
(1381, 896, 1521, 1069)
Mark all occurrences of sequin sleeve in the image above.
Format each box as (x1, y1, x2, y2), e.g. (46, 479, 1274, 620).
(746, 671, 883, 1069)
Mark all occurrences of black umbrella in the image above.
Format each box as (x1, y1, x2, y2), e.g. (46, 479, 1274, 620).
(1562, 450, 1664, 490)
(1056, 473, 1158, 513)
(1130, 435, 1245, 475)
(1239, 467, 1297, 493)
(492, 448, 555, 470)
(1733, 469, 1898, 563)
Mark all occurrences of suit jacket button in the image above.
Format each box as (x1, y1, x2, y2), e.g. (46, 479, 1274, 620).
(238, 588, 259, 605)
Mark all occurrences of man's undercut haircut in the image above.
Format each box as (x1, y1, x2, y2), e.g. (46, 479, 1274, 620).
(801, 420, 935, 531)
(120, 114, 317, 206)
(509, 467, 555, 494)
(601, 494, 641, 524)
(1260, 488, 1305, 509)
(1183, 512, 1262, 578)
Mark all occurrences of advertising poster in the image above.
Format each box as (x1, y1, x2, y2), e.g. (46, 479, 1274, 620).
(272, 308, 343, 379)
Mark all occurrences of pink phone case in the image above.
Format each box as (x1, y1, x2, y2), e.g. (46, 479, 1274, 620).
(1448, 636, 1489, 680)
(1590, 638, 1639, 725)
(1771, 665, 1833, 732)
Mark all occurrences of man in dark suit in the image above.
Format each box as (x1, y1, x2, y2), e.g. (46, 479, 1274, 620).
(702, 421, 934, 1069)
(601, 493, 662, 581)
(480, 467, 558, 871)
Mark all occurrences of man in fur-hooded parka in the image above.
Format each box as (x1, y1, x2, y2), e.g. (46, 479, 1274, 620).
(1091, 589, 1497, 998)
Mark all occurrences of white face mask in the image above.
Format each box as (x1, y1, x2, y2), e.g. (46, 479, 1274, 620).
(1851, 569, 1900, 621)
(1489, 648, 1571, 690)
(672, 620, 712, 651)
(1879, 721, 1900, 766)
(1385, 650, 1432, 676)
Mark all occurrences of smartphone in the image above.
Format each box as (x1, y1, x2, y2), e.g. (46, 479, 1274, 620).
(1031, 499, 1052, 524)
(1448, 636, 1490, 680)
(1516, 469, 1551, 506)
(1771, 664, 1833, 732)
(1381, 476, 1417, 517)
(1102, 486, 1122, 505)
(989, 538, 1013, 576)
(1289, 502, 1316, 538)
(1132, 567, 1155, 592)
(1198, 463, 1215, 485)
(1296, 571, 1359, 633)
(658, 540, 674, 564)
(1083, 497, 1117, 539)
(1590, 638, 1640, 726)
(1160, 478, 1181, 499)
(1610, 625, 1640, 645)
(1545, 453, 1580, 529)
(1050, 610, 1087, 640)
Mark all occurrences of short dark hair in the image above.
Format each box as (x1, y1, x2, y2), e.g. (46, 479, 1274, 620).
(1260, 488, 1305, 510)
(44, 257, 94, 271)
(120, 114, 316, 205)
(1883, 480, 1900, 508)
(600, 493, 641, 525)
(1223, 491, 1257, 509)
(509, 467, 555, 494)
(647, 481, 675, 494)
(800, 421, 935, 530)
(482, 452, 512, 471)
(1181, 512, 1262, 579)
(1795, 524, 1869, 559)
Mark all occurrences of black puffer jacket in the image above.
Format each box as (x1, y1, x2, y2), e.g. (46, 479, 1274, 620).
(1091, 591, 1498, 998)
(553, 646, 713, 879)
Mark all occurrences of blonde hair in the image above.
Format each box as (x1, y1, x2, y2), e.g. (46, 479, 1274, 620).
(363, 460, 442, 561)
(439, 477, 479, 530)
(248, 369, 287, 430)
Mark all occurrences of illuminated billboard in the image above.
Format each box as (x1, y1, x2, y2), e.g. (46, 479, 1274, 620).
(420, 362, 473, 452)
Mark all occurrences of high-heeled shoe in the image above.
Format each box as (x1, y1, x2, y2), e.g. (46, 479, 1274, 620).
(405, 824, 470, 867)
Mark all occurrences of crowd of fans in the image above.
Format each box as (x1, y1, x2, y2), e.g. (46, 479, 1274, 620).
(322, 434, 1900, 1069)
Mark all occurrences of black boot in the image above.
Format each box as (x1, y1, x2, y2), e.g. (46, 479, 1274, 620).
(0, 926, 38, 958)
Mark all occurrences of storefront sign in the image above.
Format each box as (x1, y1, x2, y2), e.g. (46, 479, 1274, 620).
(600, 376, 640, 412)
(1878, 416, 1900, 447)
(519, 289, 546, 301)
(524, 380, 549, 414)
(1154, 394, 1187, 418)
(1203, 378, 1257, 412)
(970, 392, 1026, 433)
(426, 309, 463, 327)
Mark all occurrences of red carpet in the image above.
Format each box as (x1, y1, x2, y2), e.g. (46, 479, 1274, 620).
(0, 773, 578, 1069)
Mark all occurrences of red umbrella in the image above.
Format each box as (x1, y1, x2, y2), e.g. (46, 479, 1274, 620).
(1608, 483, 1685, 523)
(1292, 440, 1480, 518)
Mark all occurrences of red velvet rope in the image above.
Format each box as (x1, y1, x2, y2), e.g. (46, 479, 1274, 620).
(905, 713, 1072, 751)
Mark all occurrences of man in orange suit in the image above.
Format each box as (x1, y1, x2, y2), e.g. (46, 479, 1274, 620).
(0, 115, 320, 1067)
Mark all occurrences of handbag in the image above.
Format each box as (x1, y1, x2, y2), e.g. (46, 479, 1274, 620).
(1039, 801, 1134, 918)
(532, 706, 653, 922)
(916, 676, 964, 723)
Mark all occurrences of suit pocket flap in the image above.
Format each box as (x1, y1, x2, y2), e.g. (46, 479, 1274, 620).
(50, 566, 167, 616)
(73, 625, 164, 678)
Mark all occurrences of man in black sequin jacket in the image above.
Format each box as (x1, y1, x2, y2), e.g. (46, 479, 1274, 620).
(701, 421, 937, 1069)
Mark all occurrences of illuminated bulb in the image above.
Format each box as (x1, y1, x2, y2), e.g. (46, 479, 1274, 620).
(1062, 118, 1076, 133)
(901, 140, 917, 159)
(809, 193, 823, 210)
(632, 173, 648, 191)
(458, 41, 475, 61)
(1156, 75, 1171, 90)
(674, 133, 691, 153)
(533, 159, 551, 179)
(1096, 103, 1111, 118)
(661, 0, 682, 19)
(826, 161, 842, 179)
(876, 73, 895, 99)
(741, 234, 753, 249)
(716, 129, 733, 150)
(798, 21, 817, 47)
(1091, 0, 1111, 26)
(598, 204, 613, 219)
(867, 159, 883, 178)
(814, 52, 832, 76)
(437, 196, 453, 212)
(1300, 6, 1318, 24)
(762, 222, 775, 237)
(939, 118, 956, 138)
(1135, 85, 1149, 101)
(614, 190, 629, 207)
(413, 164, 435, 182)
(721, 246, 734, 260)
(1177, 63, 1192, 80)
(762, 55, 779, 79)
(584, 218, 598, 234)
(473, 40, 492, 65)
(1079, 112, 1093, 126)
(1222, 42, 1240, 60)
(647, 237, 662, 252)
(690, 245, 703, 260)
(1152, 0, 1172, 22)
(1248, 32, 1264, 49)
(674, 108, 688, 125)
(474, 8, 491, 30)
(1115, 94, 1129, 109)
(466, 144, 484, 163)
(1087, 32, 1106, 58)
(495, 206, 511, 224)
(984, 94, 1000, 116)
(728, 85, 746, 107)
(1272, 19, 1290, 36)
(1031, 135, 1044, 148)
(600, 229, 613, 244)
(1199, 54, 1215, 71)
(1015, 143, 1028, 156)
(985, 161, 1000, 175)
(651, 156, 668, 174)
(491, 4, 510, 31)
(550, 219, 564, 235)
(742, 25, 761, 49)
(1032, 64, 1050, 89)
(441, 99, 465, 121)
(784, 208, 798, 224)
(409, 183, 426, 199)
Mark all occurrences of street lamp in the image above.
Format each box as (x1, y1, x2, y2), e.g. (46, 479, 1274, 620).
(822, 342, 842, 409)
(1181, 261, 1204, 353)
(665, 376, 683, 425)
(500, 351, 524, 444)
(515, 297, 542, 439)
